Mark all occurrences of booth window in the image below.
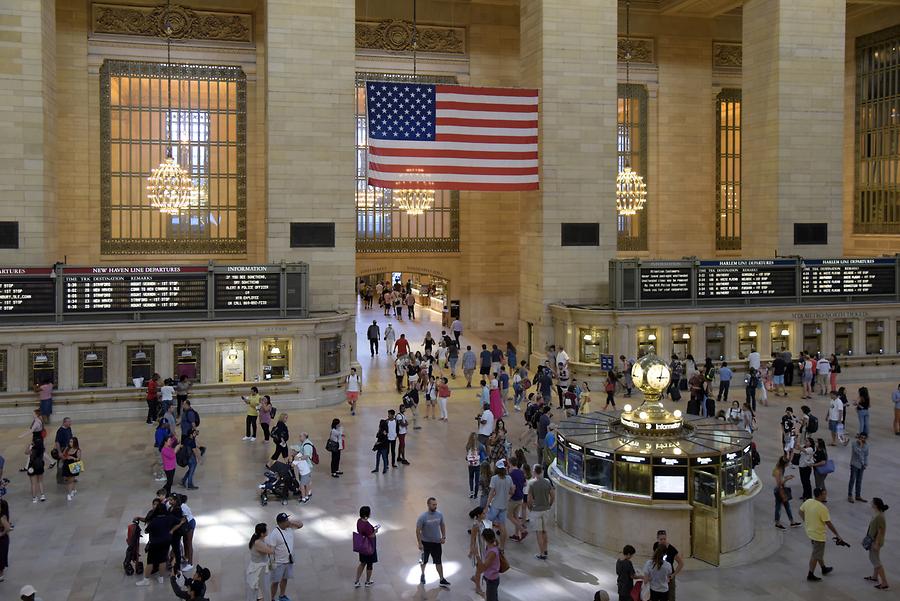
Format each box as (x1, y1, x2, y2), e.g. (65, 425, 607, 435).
(671, 327, 692, 360)
(218, 340, 247, 383)
(78, 347, 107, 388)
(28, 348, 58, 389)
(770, 323, 790, 355)
(174, 343, 201, 382)
(585, 454, 614, 488)
(637, 327, 659, 358)
(865, 320, 884, 355)
(716, 89, 741, 249)
(127, 345, 155, 387)
(320, 337, 341, 376)
(737, 324, 759, 360)
(705, 326, 725, 361)
(0, 349, 6, 392)
(263, 339, 290, 380)
(854, 26, 900, 234)
(618, 83, 649, 252)
(802, 323, 822, 355)
(615, 461, 652, 496)
(100, 60, 247, 255)
(579, 328, 610, 364)
(834, 322, 854, 356)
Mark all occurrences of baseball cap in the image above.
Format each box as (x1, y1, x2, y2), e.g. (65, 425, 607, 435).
(276, 512, 291, 523)
(495, 459, 506, 469)
(195, 565, 211, 581)
(20, 585, 37, 596)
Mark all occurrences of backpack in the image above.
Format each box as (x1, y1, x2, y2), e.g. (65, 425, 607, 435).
(176, 445, 190, 468)
(305, 442, 319, 466)
(269, 405, 277, 419)
(521, 378, 531, 391)
(750, 442, 760, 468)
(806, 414, 819, 434)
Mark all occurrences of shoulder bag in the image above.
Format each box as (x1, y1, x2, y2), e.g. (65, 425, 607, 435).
(352, 531, 374, 555)
(861, 534, 874, 550)
(497, 548, 510, 573)
(815, 459, 835, 475)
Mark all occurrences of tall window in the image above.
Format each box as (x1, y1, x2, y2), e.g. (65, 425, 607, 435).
(100, 60, 246, 254)
(356, 72, 459, 253)
(716, 89, 742, 250)
(855, 27, 900, 234)
(618, 84, 648, 251)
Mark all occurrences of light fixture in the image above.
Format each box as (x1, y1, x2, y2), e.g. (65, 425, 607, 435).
(623, 404, 633, 413)
(815, 327, 822, 335)
(181, 349, 193, 358)
(616, 0, 647, 217)
(134, 350, 147, 360)
(270, 345, 282, 355)
(146, 0, 194, 215)
(672, 447, 683, 455)
(780, 328, 790, 337)
(748, 330, 757, 338)
(356, 188, 382, 210)
(583, 333, 593, 342)
(639, 411, 649, 421)
(35, 354, 48, 364)
(846, 325, 853, 334)
(876, 324, 885, 333)
(715, 329, 724, 339)
(681, 331, 691, 340)
(85, 352, 98, 361)
(647, 333, 657, 341)
(673, 410, 682, 418)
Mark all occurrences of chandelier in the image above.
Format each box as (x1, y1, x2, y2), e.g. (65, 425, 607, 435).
(616, 0, 647, 217)
(356, 187, 383, 210)
(146, 0, 194, 215)
(393, 188, 434, 215)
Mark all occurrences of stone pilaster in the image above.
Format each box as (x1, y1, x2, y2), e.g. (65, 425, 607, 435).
(742, 0, 845, 257)
(519, 0, 618, 361)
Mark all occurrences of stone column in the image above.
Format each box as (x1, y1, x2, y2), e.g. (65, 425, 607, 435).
(265, 0, 356, 312)
(0, 0, 56, 263)
(742, 0, 845, 257)
(519, 0, 618, 361)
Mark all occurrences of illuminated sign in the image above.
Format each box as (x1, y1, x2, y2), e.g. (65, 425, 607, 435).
(621, 455, 648, 464)
(695, 457, 713, 465)
(568, 443, 583, 451)
(588, 449, 611, 458)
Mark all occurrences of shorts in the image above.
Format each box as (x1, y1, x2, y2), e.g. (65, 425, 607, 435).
(828, 419, 839, 433)
(773, 375, 784, 385)
(486, 506, 508, 525)
(271, 562, 294, 582)
(802, 374, 813, 384)
(480, 366, 491, 376)
(299, 473, 311, 486)
(783, 436, 795, 453)
(509, 499, 523, 516)
(421, 541, 443, 565)
(810, 540, 825, 562)
(39, 398, 53, 416)
(869, 547, 882, 568)
(146, 542, 169, 566)
(346, 391, 359, 402)
(530, 509, 550, 531)
(491, 362, 500, 374)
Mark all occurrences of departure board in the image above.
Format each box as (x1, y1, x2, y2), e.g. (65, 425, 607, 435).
(697, 260, 796, 299)
(0, 268, 55, 314)
(62, 267, 208, 313)
(639, 267, 691, 300)
(801, 259, 896, 296)
(214, 268, 281, 310)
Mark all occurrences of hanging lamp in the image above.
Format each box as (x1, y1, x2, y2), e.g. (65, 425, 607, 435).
(392, 0, 435, 216)
(146, 0, 193, 215)
(616, 0, 647, 217)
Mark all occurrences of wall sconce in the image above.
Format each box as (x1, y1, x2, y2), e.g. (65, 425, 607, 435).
(181, 349, 193, 358)
(583, 334, 592, 342)
(846, 325, 853, 334)
(715, 330, 724, 339)
(681, 332, 691, 340)
(876, 324, 884, 333)
(647, 333, 657, 341)
(780, 328, 790, 337)
(748, 330, 757, 338)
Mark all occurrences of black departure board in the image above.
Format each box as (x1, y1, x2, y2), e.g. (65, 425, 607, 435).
(801, 259, 896, 296)
(640, 267, 691, 300)
(697, 260, 796, 299)
(214, 269, 281, 310)
(0, 268, 55, 314)
(62, 267, 208, 313)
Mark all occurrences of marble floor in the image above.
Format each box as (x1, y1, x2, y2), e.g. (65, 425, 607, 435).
(0, 304, 898, 600)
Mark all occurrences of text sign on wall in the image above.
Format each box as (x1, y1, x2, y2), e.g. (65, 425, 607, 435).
(697, 260, 796, 298)
(62, 266, 208, 313)
(801, 258, 896, 296)
(0, 268, 55, 314)
(213, 266, 281, 310)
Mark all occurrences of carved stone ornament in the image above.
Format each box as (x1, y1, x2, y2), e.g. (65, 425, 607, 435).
(92, 3, 252, 43)
(618, 37, 654, 64)
(356, 19, 465, 54)
(713, 42, 742, 69)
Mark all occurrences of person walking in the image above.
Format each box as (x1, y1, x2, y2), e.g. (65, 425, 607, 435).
(643, 545, 673, 601)
(816, 355, 831, 396)
(176, 375, 192, 418)
(372, 419, 389, 474)
(328, 419, 344, 478)
(416, 497, 451, 588)
(466, 433, 481, 499)
(60, 436, 82, 502)
(160, 435, 179, 496)
(270, 414, 289, 462)
(801, 354, 814, 399)
(384, 323, 396, 356)
(179, 428, 201, 490)
(259, 395, 273, 442)
(246, 523, 274, 601)
(35, 377, 54, 425)
(145, 373, 160, 424)
(293, 433, 314, 503)
(448, 340, 459, 379)
(854, 386, 871, 437)
(394, 333, 411, 359)
(848, 432, 869, 503)
(506, 343, 517, 377)
(452, 318, 463, 344)
(745, 367, 759, 412)
(812, 438, 830, 491)
(354, 506, 379, 588)
(462, 345, 477, 388)
(528, 464, 554, 559)
(865, 498, 890, 590)
(266, 512, 303, 601)
(773, 456, 801, 529)
(385, 410, 399, 467)
(473, 528, 501, 601)
(507, 458, 527, 543)
(893, 383, 900, 436)
(485, 459, 512, 550)
(241, 386, 260, 441)
(716, 362, 732, 403)
(798, 437, 815, 501)
(827, 392, 844, 445)
(800, 488, 847, 581)
(346, 367, 362, 416)
(367, 320, 381, 356)
(437, 377, 451, 422)
(423, 331, 435, 355)
(652, 530, 684, 601)
(25, 440, 46, 503)
(396, 405, 410, 465)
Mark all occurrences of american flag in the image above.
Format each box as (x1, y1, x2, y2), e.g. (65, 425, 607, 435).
(365, 81, 539, 191)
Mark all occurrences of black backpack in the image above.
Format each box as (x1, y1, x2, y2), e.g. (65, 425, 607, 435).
(806, 414, 819, 434)
(176, 445, 190, 468)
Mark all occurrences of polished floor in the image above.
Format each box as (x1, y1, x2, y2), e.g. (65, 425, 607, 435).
(0, 304, 898, 600)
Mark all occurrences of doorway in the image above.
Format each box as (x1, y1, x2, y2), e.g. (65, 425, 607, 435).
(690, 468, 721, 566)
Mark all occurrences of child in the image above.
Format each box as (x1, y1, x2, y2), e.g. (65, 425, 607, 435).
(579, 382, 592, 413)
(615, 544, 637, 601)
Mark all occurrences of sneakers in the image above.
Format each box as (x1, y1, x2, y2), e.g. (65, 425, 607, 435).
(364, 580, 375, 587)
(807, 573, 821, 581)
(157, 575, 165, 584)
(242, 436, 251, 441)
(354, 581, 362, 589)
(790, 522, 802, 528)
(250, 437, 256, 441)
(66, 492, 73, 501)
(135, 578, 151, 586)
(32, 497, 37, 504)
(775, 523, 786, 530)
(439, 579, 451, 589)
(419, 574, 426, 585)
(39, 494, 46, 502)
(181, 563, 193, 572)
(822, 566, 834, 575)
(535, 553, 548, 560)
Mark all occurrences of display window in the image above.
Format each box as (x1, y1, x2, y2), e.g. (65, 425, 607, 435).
(262, 338, 290, 380)
(579, 328, 610, 364)
(637, 327, 659, 358)
(737, 324, 759, 359)
(802, 323, 822, 355)
(320, 337, 341, 376)
(705, 325, 725, 361)
(671, 327, 691, 359)
(834, 322, 854, 356)
(770, 323, 790, 356)
(218, 340, 247, 383)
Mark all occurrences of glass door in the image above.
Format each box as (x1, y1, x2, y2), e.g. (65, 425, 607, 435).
(690, 468, 721, 566)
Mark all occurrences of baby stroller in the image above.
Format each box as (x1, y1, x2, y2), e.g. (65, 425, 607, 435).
(123, 519, 144, 576)
(259, 466, 299, 506)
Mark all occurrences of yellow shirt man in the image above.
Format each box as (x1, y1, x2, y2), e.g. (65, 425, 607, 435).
(800, 498, 830, 542)
(244, 392, 260, 417)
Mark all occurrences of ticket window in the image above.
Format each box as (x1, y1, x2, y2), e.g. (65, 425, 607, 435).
(706, 326, 726, 361)
(263, 339, 290, 381)
(320, 336, 341, 376)
(672, 327, 692, 360)
(637, 327, 659, 358)
(771, 324, 790, 356)
(78, 347, 107, 388)
(834, 322, 854, 356)
(737, 324, 759, 360)
(217, 340, 247, 383)
(0, 349, 7, 392)
(802, 323, 822, 355)
(579, 328, 610, 364)
(127, 345, 155, 387)
(865, 320, 885, 355)
(614, 461, 652, 496)
(174, 344, 201, 382)
(28, 348, 58, 390)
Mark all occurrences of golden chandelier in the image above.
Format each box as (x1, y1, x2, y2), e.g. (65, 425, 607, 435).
(616, 167, 647, 216)
(147, 156, 193, 215)
(393, 188, 434, 215)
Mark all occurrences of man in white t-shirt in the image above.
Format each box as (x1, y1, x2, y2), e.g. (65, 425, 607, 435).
(160, 379, 176, 414)
(266, 512, 303, 601)
(477, 403, 495, 446)
(386, 409, 399, 468)
(815, 356, 831, 396)
(346, 367, 362, 416)
(827, 392, 844, 445)
(556, 346, 570, 367)
(748, 349, 761, 371)
(293, 433, 314, 503)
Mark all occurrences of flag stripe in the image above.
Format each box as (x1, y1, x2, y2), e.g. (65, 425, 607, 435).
(369, 177, 539, 192)
(436, 93, 538, 106)
(370, 162, 538, 176)
(435, 84, 539, 97)
(437, 126, 538, 137)
(439, 109, 538, 121)
(369, 170, 538, 183)
(369, 138, 538, 153)
(436, 117, 539, 129)
(436, 133, 539, 144)
(368, 146, 538, 160)
(437, 101, 537, 113)
(371, 155, 539, 168)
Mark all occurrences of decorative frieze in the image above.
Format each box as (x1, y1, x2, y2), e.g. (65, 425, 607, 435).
(618, 37, 654, 64)
(92, 3, 253, 43)
(355, 19, 465, 54)
(713, 42, 742, 69)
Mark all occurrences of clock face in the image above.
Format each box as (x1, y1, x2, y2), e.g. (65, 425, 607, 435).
(630, 361, 644, 387)
(647, 363, 671, 391)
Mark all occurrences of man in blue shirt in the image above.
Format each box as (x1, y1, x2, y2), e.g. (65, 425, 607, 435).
(479, 345, 492, 379)
(716, 362, 733, 403)
(462, 345, 477, 388)
(498, 367, 510, 412)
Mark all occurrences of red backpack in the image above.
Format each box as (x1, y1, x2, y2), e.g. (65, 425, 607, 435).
(310, 444, 320, 465)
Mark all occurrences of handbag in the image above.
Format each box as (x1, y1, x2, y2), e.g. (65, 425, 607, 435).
(68, 460, 84, 475)
(497, 548, 510, 573)
(352, 532, 373, 555)
(325, 439, 339, 453)
(779, 486, 792, 502)
(815, 459, 835, 475)
(862, 534, 874, 550)
(640, 581, 651, 601)
(630, 581, 643, 601)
